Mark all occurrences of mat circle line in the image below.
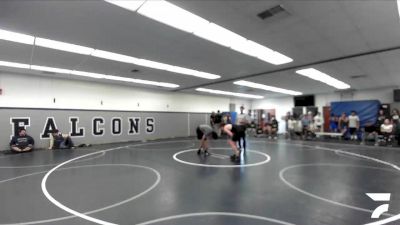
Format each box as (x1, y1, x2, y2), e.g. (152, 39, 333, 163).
(173, 148, 271, 168)
(1, 163, 160, 225)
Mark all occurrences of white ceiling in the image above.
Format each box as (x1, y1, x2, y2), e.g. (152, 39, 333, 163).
(0, 0, 399, 97)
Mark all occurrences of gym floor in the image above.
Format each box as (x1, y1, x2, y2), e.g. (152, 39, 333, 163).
(0, 137, 399, 225)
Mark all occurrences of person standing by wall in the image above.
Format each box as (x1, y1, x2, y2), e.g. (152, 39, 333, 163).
(348, 111, 360, 140)
(214, 110, 222, 137)
(210, 111, 216, 127)
(391, 109, 400, 146)
(236, 106, 250, 151)
(284, 111, 291, 138)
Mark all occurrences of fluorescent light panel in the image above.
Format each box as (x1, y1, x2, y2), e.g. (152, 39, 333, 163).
(193, 23, 246, 48)
(0, 60, 178, 88)
(0, 60, 30, 69)
(0, 27, 220, 80)
(234, 80, 302, 96)
(91, 50, 140, 64)
(105, 0, 145, 11)
(103, 75, 179, 88)
(257, 51, 293, 65)
(91, 50, 220, 79)
(70, 70, 105, 79)
(137, 0, 210, 33)
(35, 38, 94, 55)
(135, 58, 175, 71)
(296, 68, 351, 89)
(0, 29, 35, 45)
(196, 88, 264, 99)
(398, 0, 400, 19)
(231, 40, 273, 57)
(117, 0, 293, 65)
(30, 65, 73, 74)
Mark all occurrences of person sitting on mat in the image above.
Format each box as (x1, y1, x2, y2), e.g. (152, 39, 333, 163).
(10, 128, 35, 153)
(48, 129, 75, 150)
(221, 123, 245, 163)
(196, 124, 218, 155)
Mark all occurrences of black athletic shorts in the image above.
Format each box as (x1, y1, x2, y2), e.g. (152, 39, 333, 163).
(196, 127, 204, 140)
(231, 125, 246, 142)
(349, 128, 357, 135)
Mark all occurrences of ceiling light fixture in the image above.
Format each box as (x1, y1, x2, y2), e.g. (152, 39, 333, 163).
(0, 28, 35, 45)
(137, 0, 210, 33)
(70, 70, 106, 79)
(102, 74, 179, 88)
(193, 23, 246, 48)
(35, 38, 94, 55)
(295, 68, 351, 89)
(91, 49, 140, 64)
(105, 0, 146, 11)
(0, 59, 179, 88)
(0, 60, 30, 69)
(234, 80, 302, 95)
(30, 65, 73, 74)
(196, 87, 264, 99)
(91, 50, 220, 79)
(0, 26, 220, 80)
(397, 0, 400, 19)
(111, 0, 293, 65)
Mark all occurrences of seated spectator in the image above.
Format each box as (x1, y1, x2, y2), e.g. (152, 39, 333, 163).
(329, 114, 338, 132)
(378, 109, 387, 120)
(284, 112, 291, 134)
(376, 109, 388, 134)
(380, 119, 393, 144)
(391, 108, 399, 135)
(264, 116, 279, 139)
(338, 112, 349, 136)
(392, 108, 399, 124)
(362, 121, 378, 145)
(270, 116, 279, 139)
(262, 119, 271, 135)
(396, 120, 400, 147)
(287, 116, 296, 139)
(301, 112, 312, 138)
(294, 118, 304, 139)
(247, 120, 257, 137)
(313, 112, 323, 132)
(10, 128, 34, 153)
(49, 129, 75, 150)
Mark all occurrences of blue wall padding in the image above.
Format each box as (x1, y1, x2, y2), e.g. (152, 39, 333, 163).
(330, 100, 381, 127)
(230, 112, 237, 124)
